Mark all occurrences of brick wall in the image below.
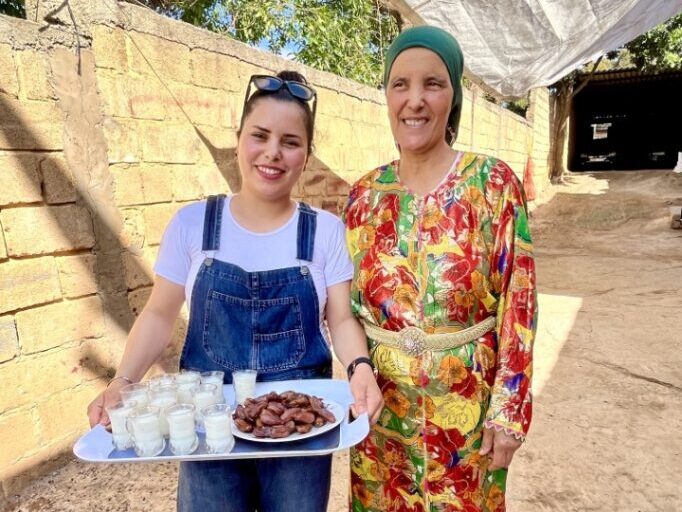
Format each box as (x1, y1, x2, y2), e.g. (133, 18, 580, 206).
(0, 0, 551, 496)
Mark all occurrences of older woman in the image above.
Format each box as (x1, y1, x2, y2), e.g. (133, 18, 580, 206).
(343, 26, 537, 511)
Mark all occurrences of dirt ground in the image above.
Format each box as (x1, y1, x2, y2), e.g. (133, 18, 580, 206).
(2, 170, 681, 512)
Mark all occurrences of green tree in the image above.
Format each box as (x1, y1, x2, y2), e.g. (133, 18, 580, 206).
(549, 13, 682, 182)
(128, 0, 400, 86)
(625, 13, 682, 71)
(0, 0, 25, 18)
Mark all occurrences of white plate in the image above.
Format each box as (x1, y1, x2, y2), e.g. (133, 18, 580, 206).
(231, 399, 345, 443)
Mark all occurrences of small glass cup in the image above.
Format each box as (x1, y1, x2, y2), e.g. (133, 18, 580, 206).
(191, 383, 218, 428)
(126, 405, 165, 457)
(149, 385, 177, 438)
(120, 382, 150, 408)
(200, 371, 225, 404)
(149, 373, 176, 389)
(175, 370, 201, 404)
(106, 400, 137, 451)
(202, 404, 235, 454)
(166, 404, 198, 455)
(232, 370, 257, 406)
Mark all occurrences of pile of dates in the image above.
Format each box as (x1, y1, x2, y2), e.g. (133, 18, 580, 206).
(232, 391, 337, 439)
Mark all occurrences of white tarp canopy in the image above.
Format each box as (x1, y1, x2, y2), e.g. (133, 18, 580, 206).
(391, 0, 682, 97)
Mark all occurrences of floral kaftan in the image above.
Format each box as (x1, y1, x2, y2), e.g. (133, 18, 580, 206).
(343, 153, 537, 512)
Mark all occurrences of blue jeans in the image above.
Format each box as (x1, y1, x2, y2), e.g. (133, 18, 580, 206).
(177, 455, 332, 512)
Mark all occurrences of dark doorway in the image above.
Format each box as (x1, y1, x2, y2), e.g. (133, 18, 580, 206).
(569, 70, 682, 171)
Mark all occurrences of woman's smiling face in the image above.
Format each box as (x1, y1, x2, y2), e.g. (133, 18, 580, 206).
(386, 47, 454, 154)
(237, 97, 309, 202)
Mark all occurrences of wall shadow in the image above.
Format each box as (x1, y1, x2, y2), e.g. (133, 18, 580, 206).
(298, 154, 351, 215)
(193, 127, 241, 192)
(0, 90, 182, 380)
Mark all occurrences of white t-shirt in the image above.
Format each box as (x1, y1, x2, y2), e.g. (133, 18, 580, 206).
(154, 196, 353, 322)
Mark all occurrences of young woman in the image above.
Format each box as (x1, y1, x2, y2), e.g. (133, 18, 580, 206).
(87, 70, 383, 512)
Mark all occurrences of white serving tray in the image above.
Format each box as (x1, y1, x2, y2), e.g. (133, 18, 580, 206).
(73, 379, 369, 463)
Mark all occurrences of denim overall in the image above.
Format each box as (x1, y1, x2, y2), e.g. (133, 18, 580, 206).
(177, 195, 333, 512)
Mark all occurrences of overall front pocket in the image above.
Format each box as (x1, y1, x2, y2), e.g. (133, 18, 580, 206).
(253, 296, 306, 372)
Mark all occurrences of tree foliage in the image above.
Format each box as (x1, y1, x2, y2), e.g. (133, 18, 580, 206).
(0, 0, 25, 18)
(128, 0, 400, 86)
(625, 13, 682, 72)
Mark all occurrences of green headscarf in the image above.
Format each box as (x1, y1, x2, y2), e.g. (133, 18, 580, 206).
(383, 25, 464, 145)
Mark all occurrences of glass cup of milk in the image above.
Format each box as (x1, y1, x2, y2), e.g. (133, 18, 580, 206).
(149, 373, 176, 390)
(165, 404, 198, 455)
(202, 404, 235, 454)
(191, 383, 218, 429)
(231, 370, 257, 406)
(149, 384, 177, 438)
(120, 382, 150, 408)
(106, 400, 137, 451)
(200, 371, 225, 404)
(126, 405, 165, 457)
(175, 371, 201, 404)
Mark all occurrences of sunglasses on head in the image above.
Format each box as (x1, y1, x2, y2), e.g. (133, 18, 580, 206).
(243, 74, 317, 119)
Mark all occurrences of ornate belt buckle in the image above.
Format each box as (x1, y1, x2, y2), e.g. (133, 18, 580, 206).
(398, 326, 426, 356)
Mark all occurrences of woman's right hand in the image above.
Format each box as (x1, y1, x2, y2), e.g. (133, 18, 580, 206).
(86, 378, 128, 428)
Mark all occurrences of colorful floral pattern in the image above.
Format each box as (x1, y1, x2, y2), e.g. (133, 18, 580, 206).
(343, 153, 537, 511)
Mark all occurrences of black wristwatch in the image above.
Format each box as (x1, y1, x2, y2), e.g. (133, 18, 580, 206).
(346, 357, 377, 380)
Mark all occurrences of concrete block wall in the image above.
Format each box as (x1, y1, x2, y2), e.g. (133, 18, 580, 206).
(0, 18, 116, 496)
(0, 0, 551, 496)
(455, 85, 550, 194)
(528, 87, 552, 197)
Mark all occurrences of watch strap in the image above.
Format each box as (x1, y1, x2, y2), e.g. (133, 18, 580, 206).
(346, 356, 376, 380)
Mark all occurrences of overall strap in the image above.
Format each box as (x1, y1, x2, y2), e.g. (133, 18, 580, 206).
(296, 202, 317, 262)
(202, 194, 226, 251)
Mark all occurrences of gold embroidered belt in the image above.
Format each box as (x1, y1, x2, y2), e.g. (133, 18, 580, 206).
(361, 316, 496, 356)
